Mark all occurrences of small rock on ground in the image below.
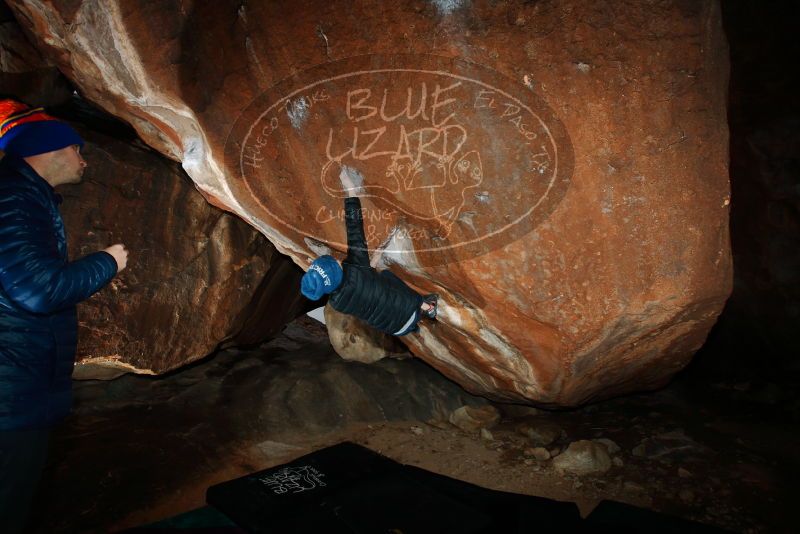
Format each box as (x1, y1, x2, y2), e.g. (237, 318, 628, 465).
(449, 405, 501, 432)
(552, 440, 613, 476)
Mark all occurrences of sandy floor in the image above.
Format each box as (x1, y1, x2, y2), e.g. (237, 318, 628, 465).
(26, 320, 798, 533)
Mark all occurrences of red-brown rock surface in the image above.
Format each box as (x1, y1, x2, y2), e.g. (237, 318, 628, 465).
(8, 0, 732, 404)
(61, 130, 307, 378)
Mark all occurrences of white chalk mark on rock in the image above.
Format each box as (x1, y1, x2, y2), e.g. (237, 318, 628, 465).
(431, 0, 468, 16)
(286, 97, 310, 130)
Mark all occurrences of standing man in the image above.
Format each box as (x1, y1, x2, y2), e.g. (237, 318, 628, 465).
(0, 99, 128, 532)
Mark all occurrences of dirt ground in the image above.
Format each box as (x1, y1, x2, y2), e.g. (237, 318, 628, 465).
(26, 319, 798, 533)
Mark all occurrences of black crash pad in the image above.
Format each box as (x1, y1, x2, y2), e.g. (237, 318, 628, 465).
(206, 441, 727, 533)
(206, 441, 579, 533)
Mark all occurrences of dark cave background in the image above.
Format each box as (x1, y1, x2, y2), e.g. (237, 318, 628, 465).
(689, 1, 800, 387)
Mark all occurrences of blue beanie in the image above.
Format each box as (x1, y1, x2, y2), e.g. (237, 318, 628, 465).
(301, 255, 343, 301)
(0, 100, 84, 157)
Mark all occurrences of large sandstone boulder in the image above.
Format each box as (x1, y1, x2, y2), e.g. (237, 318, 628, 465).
(61, 129, 308, 378)
(8, 0, 732, 404)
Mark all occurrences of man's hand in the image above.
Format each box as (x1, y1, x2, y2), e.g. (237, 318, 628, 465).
(104, 244, 129, 273)
(339, 166, 365, 195)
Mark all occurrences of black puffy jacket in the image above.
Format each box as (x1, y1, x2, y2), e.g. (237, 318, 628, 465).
(328, 197, 423, 335)
(0, 156, 117, 430)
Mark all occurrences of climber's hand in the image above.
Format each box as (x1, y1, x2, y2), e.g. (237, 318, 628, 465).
(339, 166, 365, 195)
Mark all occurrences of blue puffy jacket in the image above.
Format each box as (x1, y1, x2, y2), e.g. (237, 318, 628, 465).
(0, 155, 117, 430)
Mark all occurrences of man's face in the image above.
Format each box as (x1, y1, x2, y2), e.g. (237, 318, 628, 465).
(54, 144, 87, 184)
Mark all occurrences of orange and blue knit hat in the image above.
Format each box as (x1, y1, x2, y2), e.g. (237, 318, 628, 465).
(0, 99, 83, 157)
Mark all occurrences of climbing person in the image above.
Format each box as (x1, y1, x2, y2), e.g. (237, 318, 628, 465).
(301, 167, 437, 336)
